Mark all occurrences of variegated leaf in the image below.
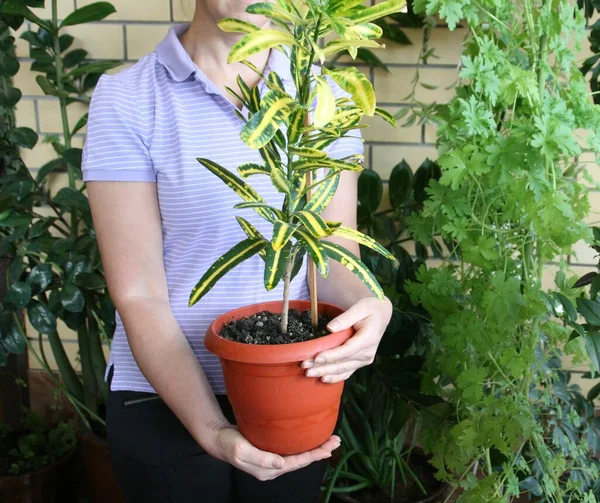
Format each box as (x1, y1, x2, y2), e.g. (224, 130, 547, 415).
(247, 2, 298, 24)
(293, 157, 363, 172)
(295, 210, 331, 238)
(197, 158, 274, 222)
(314, 76, 336, 128)
(236, 216, 267, 259)
(189, 238, 267, 306)
(264, 241, 292, 290)
(321, 241, 384, 299)
(234, 201, 284, 220)
(267, 71, 286, 93)
(228, 29, 296, 64)
(324, 67, 376, 116)
(346, 0, 406, 24)
(287, 107, 305, 145)
(218, 18, 260, 34)
(332, 226, 395, 261)
(303, 170, 340, 214)
(259, 145, 283, 172)
(289, 146, 327, 158)
(272, 220, 297, 250)
(241, 90, 295, 149)
(271, 167, 291, 194)
(294, 228, 329, 277)
(374, 107, 397, 127)
(322, 39, 382, 59)
(237, 163, 270, 178)
(345, 23, 383, 40)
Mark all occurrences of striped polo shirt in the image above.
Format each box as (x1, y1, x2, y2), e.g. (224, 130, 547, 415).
(82, 23, 363, 394)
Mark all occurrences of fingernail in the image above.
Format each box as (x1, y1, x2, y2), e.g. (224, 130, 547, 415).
(272, 458, 284, 469)
(315, 357, 326, 364)
(302, 360, 313, 369)
(327, 322, 339, 332)
(306, 370, 317, 377)
(322, 376, 331, 383)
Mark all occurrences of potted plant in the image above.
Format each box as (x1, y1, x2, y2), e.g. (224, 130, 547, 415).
(402, 0, 600, 500)
(188, 0, 404, 455)
(0, 1, 124, 501)
(0, 407, 76, 503)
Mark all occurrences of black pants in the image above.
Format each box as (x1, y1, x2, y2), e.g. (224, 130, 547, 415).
(106, 368, 335, 503)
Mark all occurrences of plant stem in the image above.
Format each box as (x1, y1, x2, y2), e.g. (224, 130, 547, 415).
(281, 258, 293, 333)
(52, 0, 78, 233)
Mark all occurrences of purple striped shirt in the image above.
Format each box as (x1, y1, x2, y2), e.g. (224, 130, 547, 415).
(82, 23, 363, 394)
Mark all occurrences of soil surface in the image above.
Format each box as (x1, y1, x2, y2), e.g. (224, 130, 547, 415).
(220, 309, 332, 344)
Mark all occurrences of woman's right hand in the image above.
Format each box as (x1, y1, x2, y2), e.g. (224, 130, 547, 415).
(210, 422, 341, 481)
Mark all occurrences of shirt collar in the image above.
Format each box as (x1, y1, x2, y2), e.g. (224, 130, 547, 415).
(156, 24, 294, 85)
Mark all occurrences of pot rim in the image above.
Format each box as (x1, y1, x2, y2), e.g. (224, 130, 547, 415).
(204, 300, 353, 364)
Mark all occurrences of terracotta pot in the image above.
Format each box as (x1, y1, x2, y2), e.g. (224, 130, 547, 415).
(78, 428, 126, 503)
(0, 455, 69, 503)
(205, 300, 353, 455)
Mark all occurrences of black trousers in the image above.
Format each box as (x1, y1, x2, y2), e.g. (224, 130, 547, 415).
(106, 368, 336, 503)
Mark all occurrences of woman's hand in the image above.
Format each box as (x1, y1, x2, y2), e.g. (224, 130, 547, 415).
(301, 296, 393, 384)
(210, 422, 340, 481)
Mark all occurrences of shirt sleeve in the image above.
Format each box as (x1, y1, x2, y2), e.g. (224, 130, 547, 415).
(324, 75, 365, 162)
(82, 74, 156, 183)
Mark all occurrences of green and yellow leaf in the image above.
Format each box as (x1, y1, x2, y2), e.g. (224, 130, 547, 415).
(294, 228, 329, 277)
(259, 145, 283, 172)
(293, 157, 363, 172)
(289, 146, 327, 159)
(246, 2, 298, 24)
(344, 23, 383, 40)
(322, 39, 382, 59)
(345, 0, 406, 24)
(287, 107, 305, 145)
(271, 167, 291, 194)
(237, 163, 270, 178)
(324, 67, 376, 116)
(294, 210, 331, 238)
(228, 29, 296, 64)
(321, 241, 384, 299)
(267, 71, 286, 93)
(272, 219, 297, 250)
(314, 76, 336, 128)
(189, 238, 267, 306)
(332, 226, 395, 261)
(264, 242, 292, 290)
(241, 90, 296, 149)
(304, 171, 340, 214)
(197, 158, 274, 222)
(328, 0, 365, 15)
(234, 202, 284, 220)
(218, 18, 260, 35)
(374, 107, 397, 127)
(236, 216, 267, 259)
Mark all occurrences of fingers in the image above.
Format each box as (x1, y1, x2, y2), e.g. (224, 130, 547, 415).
(235, 435, 341, 481)
(325, 301, 370, 333)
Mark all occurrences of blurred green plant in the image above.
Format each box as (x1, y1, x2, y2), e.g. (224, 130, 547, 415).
(0, 407, 75, 476)
(579, 0, 600, 105)
(0, 0, 121, 432)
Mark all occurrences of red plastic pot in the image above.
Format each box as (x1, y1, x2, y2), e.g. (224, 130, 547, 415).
(204, 300, 353, 455)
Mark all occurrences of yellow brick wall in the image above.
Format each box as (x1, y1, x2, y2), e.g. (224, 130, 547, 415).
(11, 0, 599, 397)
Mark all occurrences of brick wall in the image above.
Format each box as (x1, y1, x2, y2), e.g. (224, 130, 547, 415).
(10, 0, 599, 396)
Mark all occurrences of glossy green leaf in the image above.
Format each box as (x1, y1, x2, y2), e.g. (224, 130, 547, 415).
(0, 87, 22, 108)
(9, 127, 38, 149)
(60, 284, 85, 313)
(295, 210, 331, 238)
(67, 60, 122, 78)
(62, 148, 83, 169)
(60, 2, 116, 27)
(4, 282, 32, 310)
(585, 331, 600, 372)
(577, 297, 600, 326)
(272, 220, 297, 250)
(53, 187, 90, 210)
(358, 169, 382, 213)
(28, 300, 57, 335)
(63, 48, 88, 68)
(0, 316, 25, 354)
(389, 159, 413, 209)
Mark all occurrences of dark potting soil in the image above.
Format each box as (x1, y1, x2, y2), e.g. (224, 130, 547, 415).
(220, 309, 332, 344)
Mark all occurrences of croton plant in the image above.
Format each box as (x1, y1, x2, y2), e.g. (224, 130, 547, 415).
(188, 0, 404, 333)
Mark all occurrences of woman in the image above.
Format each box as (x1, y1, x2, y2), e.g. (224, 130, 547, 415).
(82, 0, 393, 501)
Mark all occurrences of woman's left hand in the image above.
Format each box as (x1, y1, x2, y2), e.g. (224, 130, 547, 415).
(301, 296, 393, 384)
